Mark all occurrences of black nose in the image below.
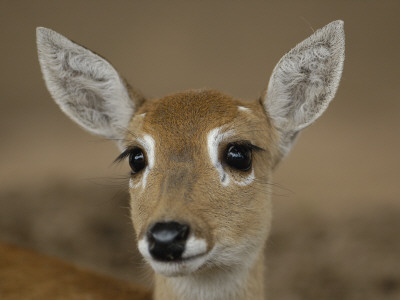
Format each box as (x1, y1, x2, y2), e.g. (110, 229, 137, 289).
(147, 222, 190, 261)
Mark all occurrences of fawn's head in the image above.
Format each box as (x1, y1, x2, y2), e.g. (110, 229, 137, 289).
(37, 21, 344, 277)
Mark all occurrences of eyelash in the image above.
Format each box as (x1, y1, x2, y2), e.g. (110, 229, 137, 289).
(114, 148, 133, 164)
(229, 141, 264, 152)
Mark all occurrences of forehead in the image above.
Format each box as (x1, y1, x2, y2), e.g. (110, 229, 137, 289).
(146, 90, 240, 135)
(129, 90, 271, 150)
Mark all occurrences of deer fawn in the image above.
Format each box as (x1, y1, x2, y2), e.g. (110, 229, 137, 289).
(36, 20, 344, 300)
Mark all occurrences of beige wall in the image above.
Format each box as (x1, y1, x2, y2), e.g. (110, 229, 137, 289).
(1, 1, 399, 211)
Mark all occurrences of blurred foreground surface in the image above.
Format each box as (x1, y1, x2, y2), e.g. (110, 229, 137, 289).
(0, 243, 152, 300)
(1, 183, 399, 299)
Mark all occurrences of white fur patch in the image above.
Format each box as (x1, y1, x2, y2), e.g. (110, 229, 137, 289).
(168, 236, 266, 299)
(170, 266, 247, 300)
(129, 178, 135, 189)
(138, 237, 209, 277)
(169, 240, 261, 300)
(237, 106, 251, 113)
(233, 168, 255, 186)
(138, 238, 151, 260)
(207, 127, 234, 186)
(142, 135, 155, 168)
(140, 234, 265, 298)
(129, 134, 155, 189)
(207, 127, 255, 187)
(182, 237, 207, 259)
(151, 254, 209, 277)
(164, 221, 270, 300)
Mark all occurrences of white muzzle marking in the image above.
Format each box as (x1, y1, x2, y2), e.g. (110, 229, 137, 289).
(138, 236, 209, 277)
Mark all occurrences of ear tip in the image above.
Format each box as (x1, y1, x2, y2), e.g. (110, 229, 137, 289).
(36, 26, 48, 33)
(36, 27, 74, 54)
(36, 27, 58, 49)
(330, 20, 344, 28)
(324, 20, 345, 40)
(324, 20, 344, 30)
(36, 27, 53, 41)
(312, 20, 345, 57)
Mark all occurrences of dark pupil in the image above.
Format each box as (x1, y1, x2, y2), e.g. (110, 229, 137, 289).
(225, 144, 252, 171)
(129, 148, 146, 174)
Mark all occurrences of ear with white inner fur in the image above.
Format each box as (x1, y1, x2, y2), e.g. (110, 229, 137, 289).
(263, 20, 345, 157)
(36, 27, 143, 141)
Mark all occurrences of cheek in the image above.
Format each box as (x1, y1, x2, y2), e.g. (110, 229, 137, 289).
(198, 185, 271, 240)
(129, 193, 150, 236)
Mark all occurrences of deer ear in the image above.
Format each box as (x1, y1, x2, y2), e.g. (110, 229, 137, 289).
(36, 27, 144, 140)
(263, 20, 345, 157)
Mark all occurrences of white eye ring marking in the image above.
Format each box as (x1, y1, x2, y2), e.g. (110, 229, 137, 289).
(237, 106, 251, 113)
(129, 134, 155, 190)
(207, 127, 234, 186)
(233, 168, 255, 186)
(207, 126, 256, 187)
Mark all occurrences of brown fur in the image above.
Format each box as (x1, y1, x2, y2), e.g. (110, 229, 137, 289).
(129, 90, 278, 239)
(0, 243, 152, 300)
(126, 90, 279, 300)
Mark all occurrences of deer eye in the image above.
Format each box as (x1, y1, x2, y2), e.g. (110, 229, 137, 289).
(224, 144, 252, 171)
(129, 148, 146, 174)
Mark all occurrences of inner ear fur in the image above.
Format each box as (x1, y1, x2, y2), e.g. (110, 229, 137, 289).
(263, 20, 345, 157)
(36, 27, 145, 140)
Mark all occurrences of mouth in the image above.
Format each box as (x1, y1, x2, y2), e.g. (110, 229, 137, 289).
(138, 237, 211, 276)
(153, 251, 206, 263)
(147, 252, 209, 276)
(137, 233, 212, 276)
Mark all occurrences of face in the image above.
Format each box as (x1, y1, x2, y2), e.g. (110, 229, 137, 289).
(120, 90, 278, 277)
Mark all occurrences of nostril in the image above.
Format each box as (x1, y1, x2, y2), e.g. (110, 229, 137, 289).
(147, 222, 190, 261)
(149, 222, 190, 243)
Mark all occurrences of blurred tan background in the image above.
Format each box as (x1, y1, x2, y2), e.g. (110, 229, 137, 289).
(0, 1, 399, 299)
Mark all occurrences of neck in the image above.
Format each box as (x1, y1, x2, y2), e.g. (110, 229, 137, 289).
(153, 247, 265, 300)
